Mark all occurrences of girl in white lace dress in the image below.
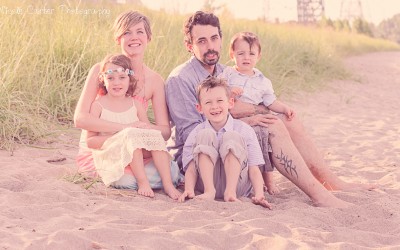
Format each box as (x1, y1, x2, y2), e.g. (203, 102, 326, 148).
(86, 54, 182, 200)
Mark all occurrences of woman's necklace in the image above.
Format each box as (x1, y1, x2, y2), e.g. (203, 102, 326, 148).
(134, 65, 146, 97)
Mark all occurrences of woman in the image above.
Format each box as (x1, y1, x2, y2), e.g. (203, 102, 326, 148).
(74, 10, 181, 190)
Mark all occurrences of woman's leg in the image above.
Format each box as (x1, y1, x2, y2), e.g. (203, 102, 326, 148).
(268, 119, 351, 208)
(151, 150, 181, 200)
(130, 149, 154, 197)
(281, 115, 375, 191)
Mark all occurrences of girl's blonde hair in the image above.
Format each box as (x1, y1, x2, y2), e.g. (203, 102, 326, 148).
(98, 54, 137, 96)
(113, 10, 152, 43)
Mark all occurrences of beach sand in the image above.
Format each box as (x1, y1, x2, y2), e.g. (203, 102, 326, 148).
(1, 52, 399, 249)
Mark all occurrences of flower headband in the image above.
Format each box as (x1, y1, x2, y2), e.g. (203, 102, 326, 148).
(102, 67, 134, 76)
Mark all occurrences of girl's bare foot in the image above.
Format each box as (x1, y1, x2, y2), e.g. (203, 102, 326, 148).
(164, 184, 182, 200)
(137, 183, 154, 198)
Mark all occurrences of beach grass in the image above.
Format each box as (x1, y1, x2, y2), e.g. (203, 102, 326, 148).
(0, 0, 399, 150)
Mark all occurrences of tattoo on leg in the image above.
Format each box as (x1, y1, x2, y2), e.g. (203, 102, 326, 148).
(275, 150, 298, 179)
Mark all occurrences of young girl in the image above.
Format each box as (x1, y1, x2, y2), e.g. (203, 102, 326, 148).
(219, 31, 295, 195)
(86, 54, 182, 200)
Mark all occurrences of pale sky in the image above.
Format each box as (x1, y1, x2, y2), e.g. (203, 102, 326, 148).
(141, 0, 400, 25)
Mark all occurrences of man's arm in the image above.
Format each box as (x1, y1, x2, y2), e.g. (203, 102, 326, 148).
(166, 76, 203, 143)
(229, 99, 270, 119)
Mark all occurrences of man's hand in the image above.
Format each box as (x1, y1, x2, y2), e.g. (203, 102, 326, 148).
(241, 114, 278, 127)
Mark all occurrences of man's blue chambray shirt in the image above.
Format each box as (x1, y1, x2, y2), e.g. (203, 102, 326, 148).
(165, 56, 225, 169)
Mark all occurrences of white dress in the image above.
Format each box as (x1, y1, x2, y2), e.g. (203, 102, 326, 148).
(92, 104, 168, 186)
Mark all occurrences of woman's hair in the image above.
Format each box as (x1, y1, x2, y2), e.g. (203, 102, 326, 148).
(113, 10, 152, 43)
(183, 11, 222, 45)
(196, 76, 231, 102)
(229, 31, 261, 55)
(98, 54, 137, 96)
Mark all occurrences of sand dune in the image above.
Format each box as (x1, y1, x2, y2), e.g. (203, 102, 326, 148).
(0, 51, 399, 249)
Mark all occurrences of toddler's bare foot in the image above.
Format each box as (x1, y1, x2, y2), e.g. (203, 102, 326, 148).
(137, 183, 154, 198)
(252, 196, 272, 209)
(265, 183, 280, 195)
(224, 191, 240, 202)
(164, 184, 182, 200)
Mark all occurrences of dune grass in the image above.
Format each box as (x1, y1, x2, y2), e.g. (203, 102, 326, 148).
(0, 0, 399, 150)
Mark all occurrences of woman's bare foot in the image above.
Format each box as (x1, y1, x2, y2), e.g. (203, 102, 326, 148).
(137, 182, 154, 198)
(164, 184, 182, 200)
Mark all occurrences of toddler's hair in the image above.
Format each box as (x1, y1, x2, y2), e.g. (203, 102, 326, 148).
(229, 31, 261, 55)
(98, 54, 137, 96)
(197, 76, 231, 102)
(113, 10, 152, 43)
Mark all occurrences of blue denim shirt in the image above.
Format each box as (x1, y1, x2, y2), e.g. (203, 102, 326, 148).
(165, 56, 225, 169)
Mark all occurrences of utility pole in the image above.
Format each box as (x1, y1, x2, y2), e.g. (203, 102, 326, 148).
(297, 0, 325, 24)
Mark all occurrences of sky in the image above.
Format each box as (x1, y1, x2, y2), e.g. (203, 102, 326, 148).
(140, 0, 400, 25)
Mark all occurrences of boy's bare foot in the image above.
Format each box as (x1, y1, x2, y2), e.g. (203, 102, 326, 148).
(196, 191, 216, 200)
(137, 183, 154, 198)
(224, 191, 240, 202)
(164, 184, 182, 200)
(178, 190, 195, 202)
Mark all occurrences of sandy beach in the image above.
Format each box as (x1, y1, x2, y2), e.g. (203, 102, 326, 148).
(0, 51, 399, 249)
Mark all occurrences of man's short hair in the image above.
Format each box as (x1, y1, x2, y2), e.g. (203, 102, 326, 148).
(183, 11, 222, 45)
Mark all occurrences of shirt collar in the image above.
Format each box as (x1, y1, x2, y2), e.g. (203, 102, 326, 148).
(189, 56, 224, 78)
(234, 67, 263, 78)
(204, 114, 234, 133)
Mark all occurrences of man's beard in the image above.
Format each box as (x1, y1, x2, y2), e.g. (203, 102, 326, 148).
(201, 49, 220, 66)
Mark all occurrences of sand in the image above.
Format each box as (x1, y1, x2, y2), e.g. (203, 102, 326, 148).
(0, 51, 399, 249)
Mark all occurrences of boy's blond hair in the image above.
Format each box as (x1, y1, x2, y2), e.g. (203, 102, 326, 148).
(196, 76, 231, 102)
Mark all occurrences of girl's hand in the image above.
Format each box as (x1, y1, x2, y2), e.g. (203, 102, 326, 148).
(178, 190, 195, 202)
(131, 121, 150, 129)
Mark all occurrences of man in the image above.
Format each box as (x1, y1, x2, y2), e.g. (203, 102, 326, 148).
(166, 11, 370, 207)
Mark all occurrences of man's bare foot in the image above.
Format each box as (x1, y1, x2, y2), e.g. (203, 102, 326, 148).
(224, 191, 240, 202)
(313, 193, 352, 208)
(196, 191, 216, 200)
(164, 184, 182, 200)
(137, 183, 154, 198)
(323, 180, 377, 191)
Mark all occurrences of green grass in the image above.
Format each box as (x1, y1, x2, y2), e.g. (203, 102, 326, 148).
(0, 0, 399, 150)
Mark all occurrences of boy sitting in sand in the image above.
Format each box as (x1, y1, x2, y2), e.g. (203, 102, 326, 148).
(178, 76, 271, 209)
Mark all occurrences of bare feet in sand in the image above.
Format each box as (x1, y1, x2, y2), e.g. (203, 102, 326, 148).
(224, 191, 240, 202)
(137, 182, 154, 198)
(164, 184, 182, 200)
(196, 191, 216, 200)
(313, 193, 352, 209)
(323, 181, 377, 191)
(252, 196, 272, 209)
(263, 172, 280, 195)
